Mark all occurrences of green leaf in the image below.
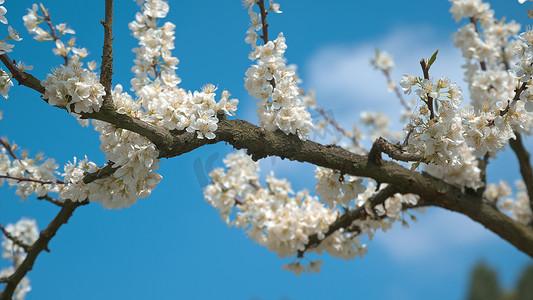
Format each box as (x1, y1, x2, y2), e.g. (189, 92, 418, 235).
(427, 49, 439, 69)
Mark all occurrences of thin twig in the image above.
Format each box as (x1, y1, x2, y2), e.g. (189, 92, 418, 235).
(314, 106, 365, 151)
(0, 223, 30, 253)
(0, 138, 18, 160)
(256, 0, 276, 89)
(469, 17, 487, 71)
(37, 194, 64, 207)
(43, 8, 68, 65)
(257, 0, 269, 44)
(420, 59, 435, 120)
(0, 174, 64, 185)
(82, 162, 117, 184)
(0, 54, 45, 94)
(513, 82, 528, 101)
(382, 70, 411, 111)
(297, 185, 397, 257)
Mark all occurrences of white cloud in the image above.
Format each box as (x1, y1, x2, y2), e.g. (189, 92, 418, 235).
(304, 26, 467, 134)
(373, 209, 497, 263)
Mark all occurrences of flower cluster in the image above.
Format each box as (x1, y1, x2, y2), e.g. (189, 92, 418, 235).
(511, 27, 533, 111)
(1, 218, 38, 300)
(314, 167, 365, 208)
(23, 3, 87, 66)
(0, 68, 13, 99)
(137, 83, 238, 140)
(205, 151, 339, 272)
(242, 0, 281, 48)
(41, 65, 105, 113)
(58, 156, 97, 202)
(0, 2, 25, 100)
(370, 49, 394, 73)
(90, 117, 162, 209)
(483, 178, 533, 225)
(1, 218, 38, 266)
(205, 151, 419, 274)
(400, 74, 483, 188)
(54, 82, 163, 209)
(25, 3, 101, 115)
(129, 0, 238, 140)
(17, 0, 238, 209)
(498, 181, 533, 225)
(0, 144, 60, 200)
(494, 180, 532, 225)
(449, 0, 493, 24)
(243, 2, 313, 140)
(128, 0, 178, 91)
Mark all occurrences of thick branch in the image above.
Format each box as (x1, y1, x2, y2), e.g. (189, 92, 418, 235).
(0, 200, 88, 300)
(3, 54, 533, 258)
(510, 133, 533, 218)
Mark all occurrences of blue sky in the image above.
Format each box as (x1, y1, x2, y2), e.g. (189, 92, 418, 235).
(1, 0, 533, 299)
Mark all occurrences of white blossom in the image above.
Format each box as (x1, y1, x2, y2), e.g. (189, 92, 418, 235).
(244, 32, 313, 140)
(41, 65, 105, 114)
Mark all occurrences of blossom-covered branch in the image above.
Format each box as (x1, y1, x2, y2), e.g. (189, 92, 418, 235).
(2, 0, 533, 295)
(2, 52, 533, 259)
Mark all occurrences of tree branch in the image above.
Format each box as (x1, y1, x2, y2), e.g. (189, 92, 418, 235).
(382, 69, 411, 111)
(0, 54, 45, 94)
(298, 185, 398, 257)
(0, 138, 19, 160)
(509, 133, 533, 220)
(370, 137, 426, 163)
(0, 174, 64, 185)
(257, 0, 269, 44)
(0, 200, 88, 300)
(37, 194, 64, 207)
(100, 0, 114, 107)
(0, 223, 30, 253)
(82, 162, 117, 184)
(3, 51, 533, 259)
(420, 59, 435, 120)
(313, 105, 365, 151)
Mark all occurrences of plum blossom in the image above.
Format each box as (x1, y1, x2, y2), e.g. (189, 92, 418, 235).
(41, 65, 105, 113)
